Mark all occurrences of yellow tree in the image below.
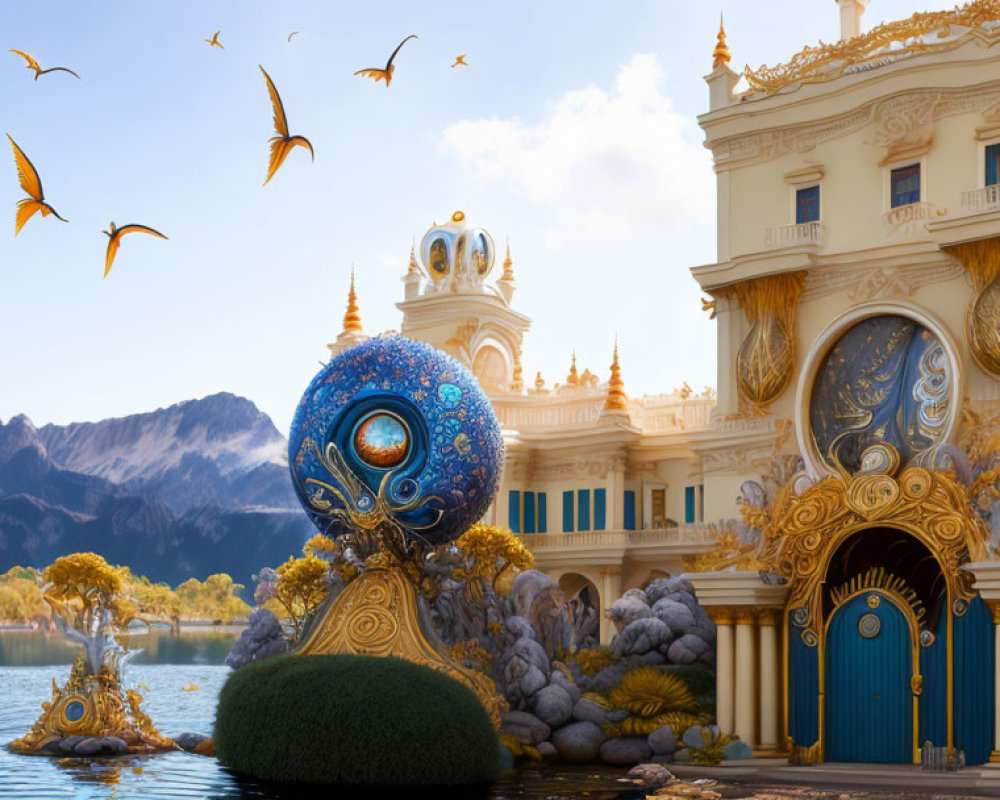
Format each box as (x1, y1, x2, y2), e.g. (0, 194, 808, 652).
(454, 524, 534, 591)
(0, 584, 26, 623)
(176, 574, 251, 622)
(113, 566, 182, 633)
(0, 566, 48, 624)
(274, 556, 330, 637)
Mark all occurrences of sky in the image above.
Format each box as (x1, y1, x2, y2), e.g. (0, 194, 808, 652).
(0, 0, 946, 433)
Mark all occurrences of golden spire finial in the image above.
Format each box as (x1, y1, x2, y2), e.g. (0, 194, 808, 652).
(604, 338, 628, 412)
(407, 237, 420, 276)
(502, 239, 514, 282)
(511, 347, 524, 392)
(712, 13, 731, 69)
(534, 371, 545, 392)
(566, 350, 579, 386)
(343, 265, 363, 334)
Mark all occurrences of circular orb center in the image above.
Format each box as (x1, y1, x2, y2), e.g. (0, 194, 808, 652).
(65, 701, 85, 722)
(354, 413, 409, 469)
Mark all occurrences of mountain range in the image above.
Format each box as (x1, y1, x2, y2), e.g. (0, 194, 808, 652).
(0, 393, 313, 591)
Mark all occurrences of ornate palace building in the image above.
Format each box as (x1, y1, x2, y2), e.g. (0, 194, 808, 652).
(687, 0, 1000, 768)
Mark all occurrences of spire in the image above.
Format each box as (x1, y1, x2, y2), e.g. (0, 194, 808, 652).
(566, 351, 579, 386)
(407, 238, 420, 276)
(511, 348, 524, 392)
(502, 240, 514, 282)
(604, 338, 628, 412)
(534, 371, 545, 393)
(342, 266, 362, 334)
(712, 13, 731, 69)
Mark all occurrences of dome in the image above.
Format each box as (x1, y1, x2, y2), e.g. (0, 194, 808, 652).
(288, 335, 504, 545)
(419, 211, 495, 292)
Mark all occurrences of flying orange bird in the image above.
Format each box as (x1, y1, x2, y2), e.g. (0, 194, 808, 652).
(451, 54, 468, 68)
(7, 134, 67, 236)
(103, 222, 168, 278)
(205, 31, 224, 49)
(354, 34, 417, 87)
(9, 50, 80, 81)
(259, 65, 314, 185)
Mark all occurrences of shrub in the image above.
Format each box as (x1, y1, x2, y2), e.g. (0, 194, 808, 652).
(604, 665, 711, 737)
(214, 654, 499, 787)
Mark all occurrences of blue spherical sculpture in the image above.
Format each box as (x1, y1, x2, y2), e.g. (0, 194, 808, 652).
(289, 335, 504, 546)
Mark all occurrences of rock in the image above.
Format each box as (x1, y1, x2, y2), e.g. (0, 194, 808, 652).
(608, 595, 652, 632)
(673, 747, 690, 763)
(530, 684, 573, 728)
(651, 599, 695, 633)
(506, 615, 538, 640)
(40, 739, 63, 755)
(647, 725, 679, 755)
(627, 763, 674, 788)
(58, 735, 87, 754)
(550, 669, 581, 704)
(671, 591, 699, 615)
(500, 711, 550, 745)
(612, 617, 673, 657)
(74, 738, 104, 756)
(600, 736, 652, 764)
(509, 571, 557, 618)
(226, 608, 287, 669)
(682, 726, 707, 749)
(97, 736, 128, 755)
(511, 637, 550, 672)
(537, 741, 559, 763)
(572, 698, 608, 725)
(174, 732, 210, 751)
(520, 664, 548, 697)
(723, 740, 753, 760)
(667, 634, 711, 665)
(552, 721, 605, 763)
(644, 579, 675, 607)
(607, 709, 628, 723)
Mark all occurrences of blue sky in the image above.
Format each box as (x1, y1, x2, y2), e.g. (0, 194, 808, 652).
(0, 0, 941, 432)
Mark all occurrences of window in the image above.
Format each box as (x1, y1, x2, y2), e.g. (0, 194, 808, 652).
(795, 185, 820, 223)
(594, 489, 606, 531)
(624, 491, 636, 531)
(651, 489, 666, 527)
(523, 491, 535, 534)
(987, 143, 1000, 187)
(577, 490, 591, 532)
(508, 490, 520, 533)
(562, 491, 574, 532)
(684, 485, 705, 524)
(538, 493, 547, 533)
(890, 163, 920, 208)
(684, 486, 695, 524)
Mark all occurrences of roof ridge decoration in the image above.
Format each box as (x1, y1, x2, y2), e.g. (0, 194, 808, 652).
(742, 0, 1000, 98)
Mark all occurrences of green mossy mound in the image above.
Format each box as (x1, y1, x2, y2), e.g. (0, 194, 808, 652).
(214, 654, 499, 787)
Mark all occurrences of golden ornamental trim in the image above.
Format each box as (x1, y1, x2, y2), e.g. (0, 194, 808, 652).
(742, 0, 1000, 97)
(944, 238, 1000, 377)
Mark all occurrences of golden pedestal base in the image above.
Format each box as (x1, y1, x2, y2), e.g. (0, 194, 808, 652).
(989, 749, 1000, 764)
(295, 566, 508, 728)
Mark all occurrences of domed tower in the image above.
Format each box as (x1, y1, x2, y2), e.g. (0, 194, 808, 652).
(397, 211, 530, 394)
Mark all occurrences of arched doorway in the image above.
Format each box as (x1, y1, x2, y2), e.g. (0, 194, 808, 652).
(557, 572, 601, 648)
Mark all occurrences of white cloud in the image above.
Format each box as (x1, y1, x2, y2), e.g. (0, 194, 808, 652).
(441, 54, 714, 243)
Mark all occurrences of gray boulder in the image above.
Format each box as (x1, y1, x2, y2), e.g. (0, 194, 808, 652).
(651, 598, 695, 633)
(600, 736, 652, 764)
(537, 741, 559, 763)
(509, 570, 557, 617)
(97, 736, 128, 755)
(174, 732, 210, 751)
(607, 708, 628, 723)
(670, 591, 700, 615)
(530, 684, 574, 728)
(225, 608, 287, 670)
(74, 738, 104, 756)
(520, 664, 548, 697)
(723, 740, 753, 760)
(681, 724, 720, 749)
(612, 617, 673, 657)
(647, 725, 679, 755)
(572, 698, 609, 725)
(500, 710, 550, 745)
(672, 747, 690, 763)
(550, 669, 581, 704)
(58, 735, 87, 754)
(627, 763, 674, 788)
(552, 721, 606, 762)
(608, 594, 652, 632)
(667, 634, 711, 665)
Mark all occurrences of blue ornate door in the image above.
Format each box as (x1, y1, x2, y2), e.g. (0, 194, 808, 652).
(825, 591, 914, 763)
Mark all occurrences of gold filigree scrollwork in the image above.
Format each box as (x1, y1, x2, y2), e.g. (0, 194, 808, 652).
(742, 0, 1000, 97)
(759, 467, 989, 641)
(720, 272, 805, 410)
(944, 238, 1000, 378)
(295, 566, 508, 728)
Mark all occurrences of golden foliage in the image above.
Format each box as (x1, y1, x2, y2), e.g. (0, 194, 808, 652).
(454, 523, 534, 591)
(580, 692, 613, 709)
(499, 733, 541, 761)
(274, 555, 330, 636)
(0, 567, 47, 624)
(303, 533, 338, 557)
(176, 573, 251, 623)
(44, 552, 121, 607)
(688, 728, 734, 765)
(606, 710, 711, 738)
(575, 647, 616, 676)
(608, 666, 699, 717)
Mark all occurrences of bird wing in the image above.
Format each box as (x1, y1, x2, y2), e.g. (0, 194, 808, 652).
(9, 50, 39, 71)
(7, 135, 45, 202)
(104, 225, 167, 278)
(104, 237, 121, 278)
(37, 66, 80, 79)
(354, 67, 388, 84)
(259, 65, 289, 137)
(14, 199, 42, 236)
(264, 138, 292, 184)
(385, 34, 417, 70)
(117, 224, 168, 240)
(287, 31, 298, 42)
(44, 203, 67, 222)
(289, 135, 314, 161)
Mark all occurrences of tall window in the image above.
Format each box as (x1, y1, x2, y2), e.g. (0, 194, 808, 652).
(523, 491, 536, 534)
(684, 485, 704, 524)
(987, 143, 1000, 187)
(508, 490, 520, 533)
(577, 490, 591, 532)
(795, 185, 820, 223)
(890, 163, 920, 208)
(562, 491, 574, 532)
(538, 493, 547, 533)
(624, 491, 636, 531)
(593, 489, 606, 531)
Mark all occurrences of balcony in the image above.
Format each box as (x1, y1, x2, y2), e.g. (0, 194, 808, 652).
(764, 221, 823, 250)
(961, 185, 1000, 214)
(519, 525, 718, 568)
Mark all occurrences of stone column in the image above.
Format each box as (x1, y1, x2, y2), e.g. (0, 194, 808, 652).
(606, 456, 625, 530)
(734, 606, 757, 747)
(709, 607, 735, 734)
(599, 567, 623, 646)
(757, 608, 780, 755)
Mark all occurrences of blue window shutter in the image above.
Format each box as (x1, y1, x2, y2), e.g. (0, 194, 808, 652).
(795, 186, 820, 224)
(890, 164, 920, 208)
(508, 490, 520, 533)
(538, 493, 547, 533)
(562, 491, 574, 532)
(988, 144, 1000, 186)
(594, 488, 606, 531)
(624, 491, 636, 530)
(577, 490, 591, 532)
(523, 491, 536, 534)
(684, 486, 696, 524)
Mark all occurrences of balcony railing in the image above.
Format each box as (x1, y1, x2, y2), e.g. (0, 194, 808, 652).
(764, 221, 823, 249)
(961, 185, 1000, 214)
(519, 525, 717, 552)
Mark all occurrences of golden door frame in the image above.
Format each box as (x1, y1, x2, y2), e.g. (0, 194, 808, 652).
(761, 467, 990, 764)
